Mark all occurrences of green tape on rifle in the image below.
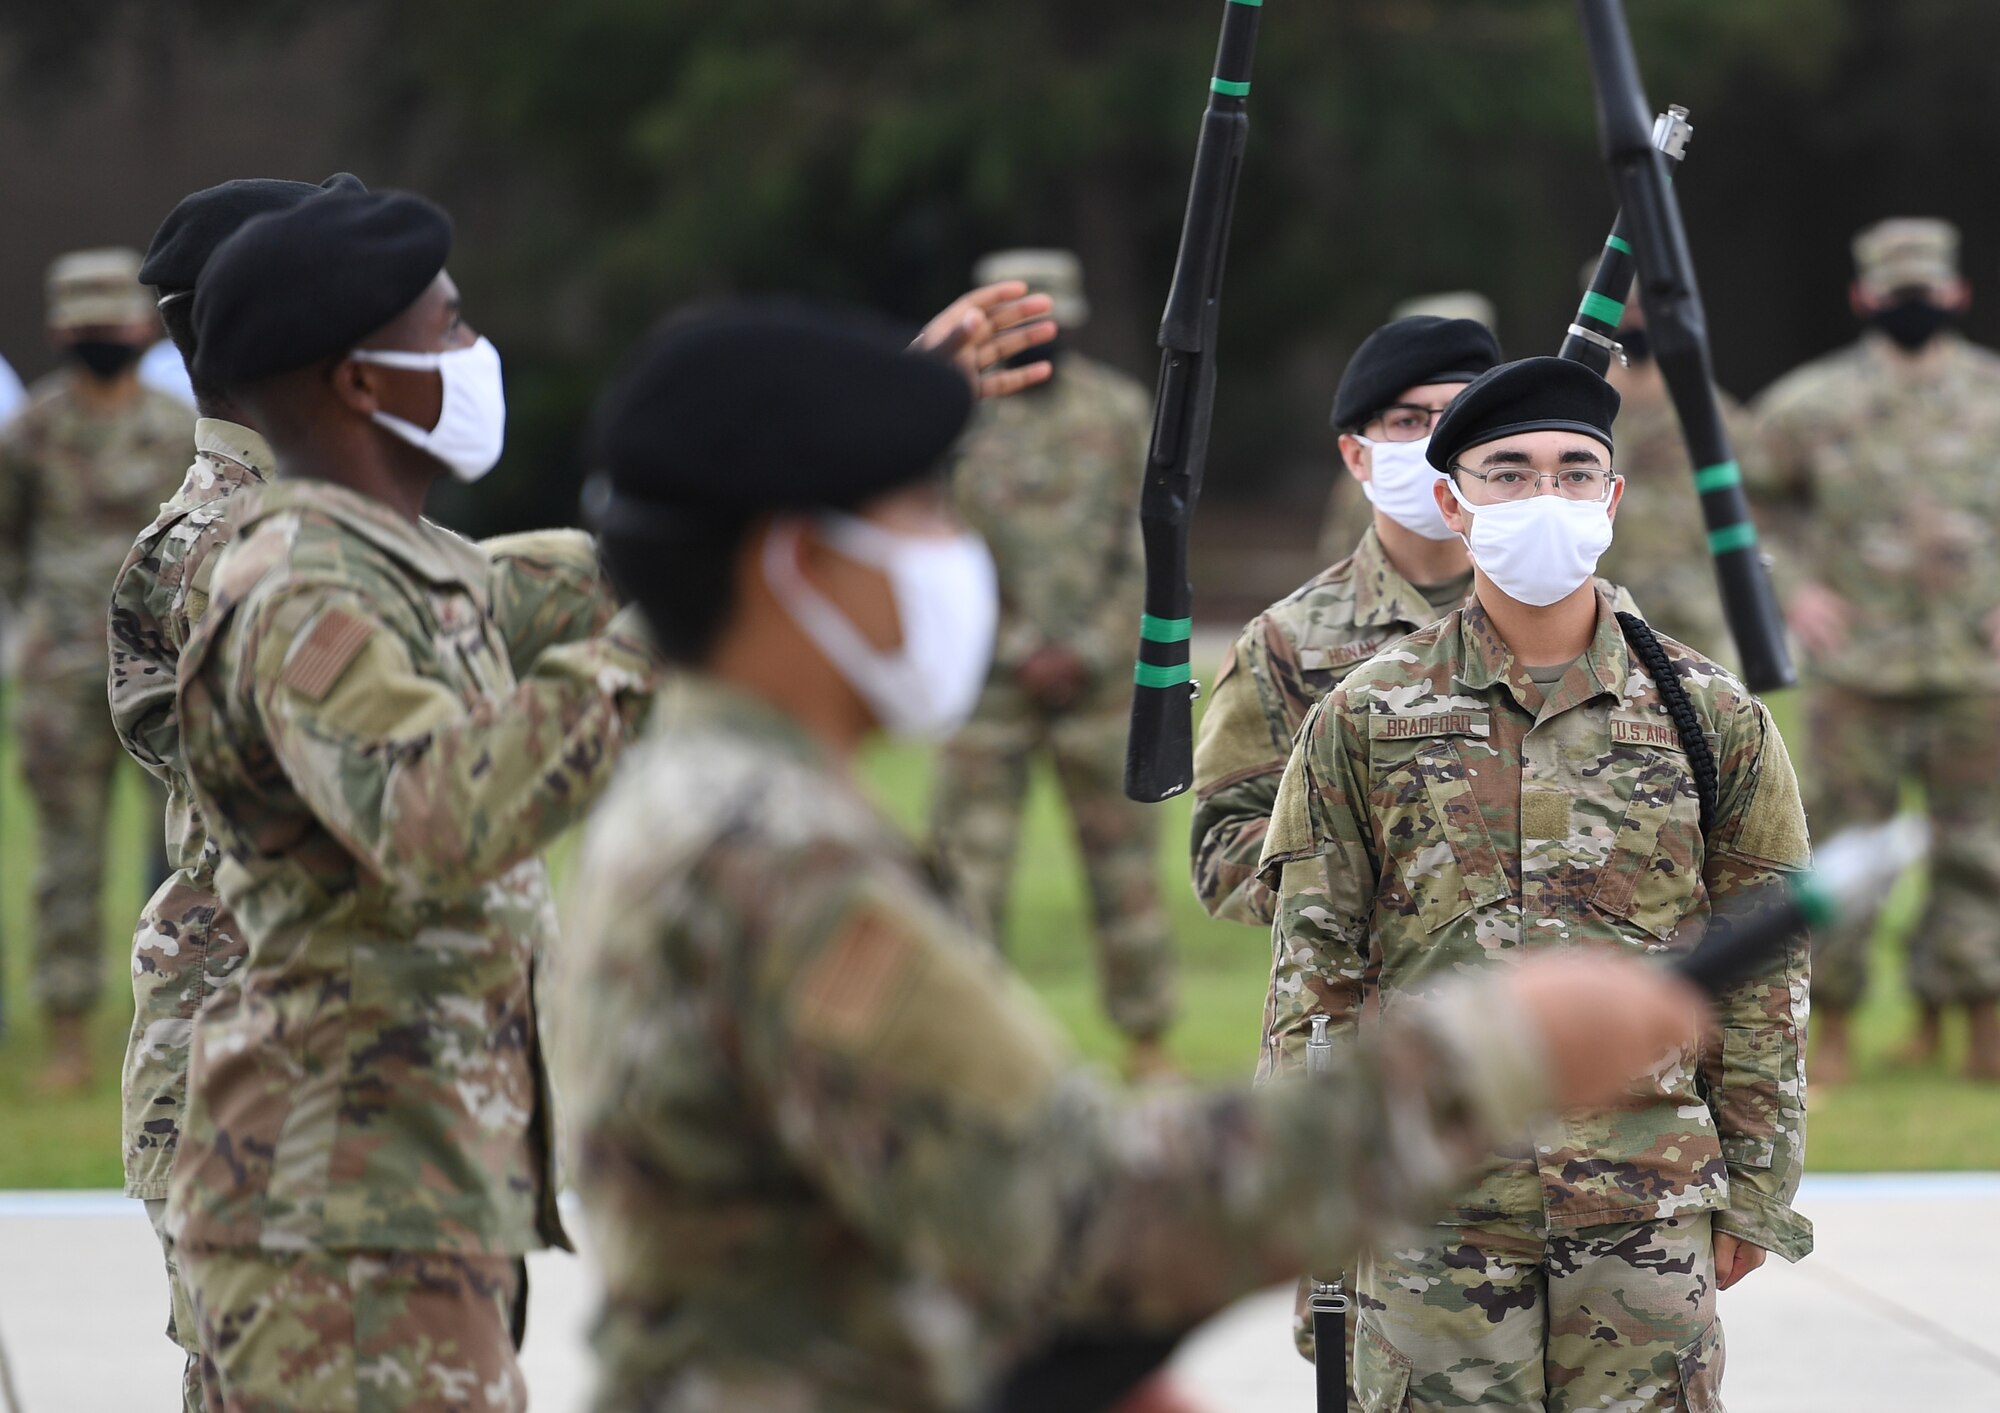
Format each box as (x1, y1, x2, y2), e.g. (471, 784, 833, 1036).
(1210, 78, 1251, 96)
(1693, 461, 1743, 494)
(1708, 522, 1758, 555)
(1134, 660, 1194, 689)
(1140, 614, 1194, 644)
(1228, 0, 1264, 6)
(1580, 291, 1625, 326)
(1605, 235, 1632, 255)
(1791, 875, 1838, 931)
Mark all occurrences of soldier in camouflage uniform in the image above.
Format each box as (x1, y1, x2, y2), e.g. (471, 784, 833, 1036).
(1264, 358, 1812, 1412)
(931, 249, 1178, 1076)
(557, 299, 1709, 1413)
(158, 190, 661, 1412)
(1749, 218, 2000, 1083)
(1196, 320, 1649, 1394)
(110, 170, 613, 1413)
(1598, 287, 1740, 664)
(1315, 293, 1499, 565)
(159, 190, 1071, 1410)
(1195, 316, 1502, 932)
(0, 246, 192, 1095)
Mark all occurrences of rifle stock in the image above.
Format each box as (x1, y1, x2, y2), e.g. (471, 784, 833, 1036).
(1124, 0, 1263, 803)
(1577, 0, 1796, 693)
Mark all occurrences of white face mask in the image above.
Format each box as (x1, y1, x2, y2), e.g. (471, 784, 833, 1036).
(762, 513, 998, 740)
(1448, 479, 1616, 607)
(349, 336, 507, 483)
(1355, 434, 1456, 541)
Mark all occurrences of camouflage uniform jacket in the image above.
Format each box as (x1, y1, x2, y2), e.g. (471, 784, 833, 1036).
(1190, 525, 1636, 926)
(165, 478, 654, 1256)
(107, 429, 620, 1201)
(1750, 332, 2000, 694)
(0, 369, 191, 679)
(1259, 590, 1813, 1260)
(555, 676, 1567, 1413)
(108, 418, 273, 1198)
(952, 353, 1149, 682)
(1597, 381, 1745, 664)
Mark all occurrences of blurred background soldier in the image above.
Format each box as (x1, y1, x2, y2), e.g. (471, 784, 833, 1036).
(1316, 291, 1499, 563)
(1596, 276, 1739, 663)
(1750, 218, 2000, 1083)
(0, 349, 25, 426)
(931, 248, 1179, 1078)
(0, 247, 192, 1096)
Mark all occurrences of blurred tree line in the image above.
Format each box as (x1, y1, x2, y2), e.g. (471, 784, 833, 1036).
(7, 0, 2000, 539)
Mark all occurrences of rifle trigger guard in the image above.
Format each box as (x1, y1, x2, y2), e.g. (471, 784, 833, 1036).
(1566, 323, 1627, 367)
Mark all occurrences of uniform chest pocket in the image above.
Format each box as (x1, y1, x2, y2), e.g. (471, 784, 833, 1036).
(1368, 715, 1509, 934)
(1589, 745, 1705, 942)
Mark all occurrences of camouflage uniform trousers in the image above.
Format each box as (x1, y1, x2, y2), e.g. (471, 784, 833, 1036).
(180, 1247, 528, 1413)
(1805, 684, 2000, 1007)
(1354, 1212, 1724, 1413)
(932, 674, 1177, 1040)
(15, 663, 124, 1015)
(144, 1198, 207, 1412)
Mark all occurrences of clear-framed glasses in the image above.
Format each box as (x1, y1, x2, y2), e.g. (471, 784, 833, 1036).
(1450, 464, 1616, 503)
(1365, 403, 1449, 443)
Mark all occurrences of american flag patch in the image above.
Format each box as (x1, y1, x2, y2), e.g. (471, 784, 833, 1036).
(281, 607, 374, 702)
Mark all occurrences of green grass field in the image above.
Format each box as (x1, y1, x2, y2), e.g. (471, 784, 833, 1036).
(2, 684, 1996, 1189)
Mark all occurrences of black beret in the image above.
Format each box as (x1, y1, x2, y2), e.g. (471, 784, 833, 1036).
(191, 190, 452, 389)
(140, 173, 367, 294)
(587, 299, 975, 529)
(1426, 356, 1621, 471)
(1330, 316, 1501, 430)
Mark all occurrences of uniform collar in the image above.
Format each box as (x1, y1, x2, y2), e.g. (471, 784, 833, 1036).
(194, 418, 275, 480)
(1860, 328, 1966, 379)
(657, 674, 830, 767)
(249, 477, 490, 602)
(1454, 583, 1629, 718)
(1349, 525, 1451, 631)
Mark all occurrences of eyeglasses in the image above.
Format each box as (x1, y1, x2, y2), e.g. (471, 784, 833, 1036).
(1365, 404, 1450, 443)
(1450, 465, 1616, 502)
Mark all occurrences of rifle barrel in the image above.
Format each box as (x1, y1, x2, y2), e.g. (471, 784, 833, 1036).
(1577, 0, 1796, 693)
(1124, 0, 1264, 802)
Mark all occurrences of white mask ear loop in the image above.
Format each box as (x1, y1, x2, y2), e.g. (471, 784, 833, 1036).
(759, 519, 886, 679)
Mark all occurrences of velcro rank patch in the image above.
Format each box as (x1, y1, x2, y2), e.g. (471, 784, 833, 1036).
(1522, 789, 1572, 841)
(281, 607, 374, 703)
(1368, 712, 1488, 740)
(1611, 715, 1684, 750)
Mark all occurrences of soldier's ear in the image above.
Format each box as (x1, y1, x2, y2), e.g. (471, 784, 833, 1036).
(328, 355, 382, 418)
(1435, 475, 1470, 536)
(1337, 433, 1371, 482)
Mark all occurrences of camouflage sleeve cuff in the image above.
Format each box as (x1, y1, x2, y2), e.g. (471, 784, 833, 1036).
(1715, 1178, 1814, 1263)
